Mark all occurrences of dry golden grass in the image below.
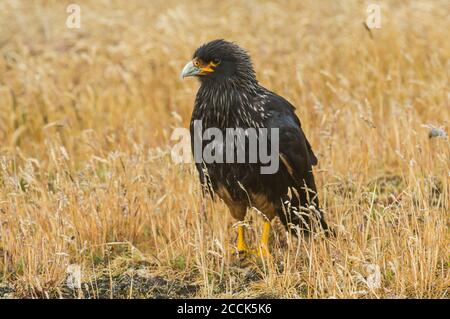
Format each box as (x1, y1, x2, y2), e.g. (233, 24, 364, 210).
(0, 0, 448, 298)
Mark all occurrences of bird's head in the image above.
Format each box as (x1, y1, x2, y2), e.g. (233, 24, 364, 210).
(181, 39, 257, 86)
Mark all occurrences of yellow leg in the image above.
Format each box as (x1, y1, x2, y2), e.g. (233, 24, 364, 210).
(237, 225, 249, 253)
(257, 221, 271, 258)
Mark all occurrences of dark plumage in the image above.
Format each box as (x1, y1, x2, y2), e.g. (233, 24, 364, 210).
(182, 40, 329, 255)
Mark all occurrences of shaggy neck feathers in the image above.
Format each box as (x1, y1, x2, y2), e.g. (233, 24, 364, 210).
(194, 80, 267, 128)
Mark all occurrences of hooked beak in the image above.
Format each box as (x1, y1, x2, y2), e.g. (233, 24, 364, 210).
(181, 61, 201, 79)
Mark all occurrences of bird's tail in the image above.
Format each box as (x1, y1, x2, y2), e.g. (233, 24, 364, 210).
(278, 172, 332, 237)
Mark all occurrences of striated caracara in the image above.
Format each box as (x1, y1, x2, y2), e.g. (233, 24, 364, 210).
(181, 39, 330, 257)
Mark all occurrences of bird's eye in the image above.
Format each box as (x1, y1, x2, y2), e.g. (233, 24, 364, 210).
(212, 58, 221, 65)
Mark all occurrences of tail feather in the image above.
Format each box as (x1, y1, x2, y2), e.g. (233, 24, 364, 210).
(277, 172, 331, 237)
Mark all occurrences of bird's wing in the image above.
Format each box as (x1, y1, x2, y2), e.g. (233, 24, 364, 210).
(263, 92, 318, 179)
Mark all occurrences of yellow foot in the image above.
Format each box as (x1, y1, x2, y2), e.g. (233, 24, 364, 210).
(235, 224, 249, 255)
(235, 248, 251, 259)
(235, 240, 250, 256)
(237, 243, 249, 253)
(232, 246, 270, 263)
(254, 245, 271, 259)
(255, 220, 272, 259)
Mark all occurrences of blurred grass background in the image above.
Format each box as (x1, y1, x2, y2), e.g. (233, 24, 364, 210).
(0, 0, 448, 298)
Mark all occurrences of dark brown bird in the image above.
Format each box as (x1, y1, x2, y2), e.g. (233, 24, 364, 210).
(181, 40, 330, 257)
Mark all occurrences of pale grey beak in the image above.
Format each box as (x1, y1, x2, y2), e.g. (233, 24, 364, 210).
(181, 61, 201, 78)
